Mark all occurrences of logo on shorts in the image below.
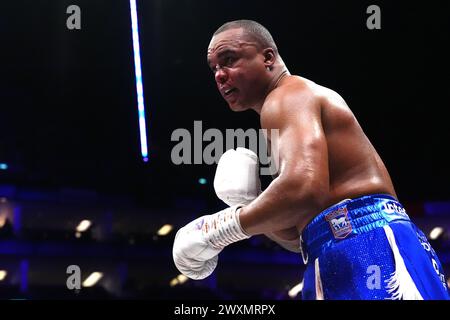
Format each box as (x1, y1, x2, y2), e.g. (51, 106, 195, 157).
(380, 200, 409, 222)
(325, 207, 352, 239)
(381, 200, 407, 215)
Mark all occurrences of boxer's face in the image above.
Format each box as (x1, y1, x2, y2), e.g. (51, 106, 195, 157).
(207, 28, 268, 111)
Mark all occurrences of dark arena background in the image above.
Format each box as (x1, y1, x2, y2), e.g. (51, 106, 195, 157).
(0, 0, 449, 302)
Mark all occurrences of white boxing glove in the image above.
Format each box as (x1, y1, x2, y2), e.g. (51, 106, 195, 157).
(214, 148, 262, 206)
(172, 205, 250, 280)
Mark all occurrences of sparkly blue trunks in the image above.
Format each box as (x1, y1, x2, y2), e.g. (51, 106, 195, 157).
(300, 194, 449, 300)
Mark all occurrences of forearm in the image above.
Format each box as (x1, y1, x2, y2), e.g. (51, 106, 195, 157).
(238, 174, 324, 235)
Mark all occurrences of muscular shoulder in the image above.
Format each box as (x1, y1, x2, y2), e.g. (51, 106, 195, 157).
(313, 83, 357, 131)
(260, 76, 321, 130)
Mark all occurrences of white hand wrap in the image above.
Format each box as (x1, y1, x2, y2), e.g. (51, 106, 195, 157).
(172, 206, 250, 280)
(214, 147, 262, 206)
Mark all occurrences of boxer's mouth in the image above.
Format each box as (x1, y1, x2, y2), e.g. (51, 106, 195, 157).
(224, 88, 236, 96)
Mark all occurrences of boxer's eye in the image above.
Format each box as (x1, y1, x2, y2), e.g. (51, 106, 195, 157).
(223, 56, 236, 67)
(210, 64, 220, 73)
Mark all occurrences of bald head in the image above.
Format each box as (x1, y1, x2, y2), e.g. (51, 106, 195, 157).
(213, 20, 278, 54)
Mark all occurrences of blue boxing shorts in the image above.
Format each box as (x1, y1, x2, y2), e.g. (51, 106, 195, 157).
(300, 194, 449, 300)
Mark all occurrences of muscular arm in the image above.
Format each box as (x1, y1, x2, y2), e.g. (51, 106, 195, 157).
(239, 88, 330, 235)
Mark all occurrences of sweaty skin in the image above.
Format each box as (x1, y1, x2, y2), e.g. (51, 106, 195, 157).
(207, 28, 396, 252)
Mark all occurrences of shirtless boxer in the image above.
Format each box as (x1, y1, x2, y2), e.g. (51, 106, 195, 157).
(172, 20, 449, 300)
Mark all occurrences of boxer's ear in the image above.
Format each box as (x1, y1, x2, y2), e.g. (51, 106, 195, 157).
(263, 48, 276, 70)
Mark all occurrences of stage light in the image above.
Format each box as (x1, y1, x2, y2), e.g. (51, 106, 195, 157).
(169, 277, 178, 287)
(76, 220, 92, 232)
(429, 227, 444, 240)
(177, 274, 188, 284)
(288, 280, 304, 298)
(129, 0, 149, 162)
(170, 274, 188, 287)
(82, 272, 103, 287)
(198, 178, 207, 185)
(0, 270, 7, 281)
(157, 224, 173, 236)
(0, 217, 7, 228)
(0, 163, 8, 170)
